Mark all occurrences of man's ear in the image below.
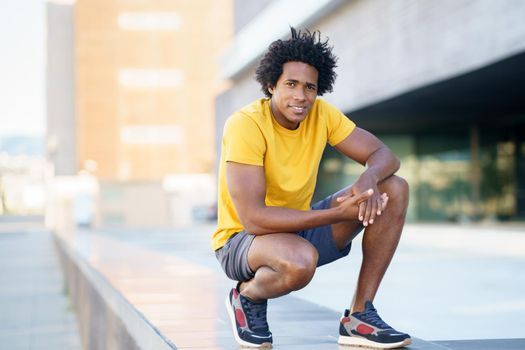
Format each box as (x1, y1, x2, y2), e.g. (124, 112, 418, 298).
(268, 86, 274, 95)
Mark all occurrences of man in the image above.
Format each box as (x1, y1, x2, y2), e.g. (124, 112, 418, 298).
(212, 27, 411, 349)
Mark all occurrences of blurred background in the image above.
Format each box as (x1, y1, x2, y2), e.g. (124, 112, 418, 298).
(2, 0, 232, 230)
(1, 0, 524, 347)
(1, 0, 524, 230)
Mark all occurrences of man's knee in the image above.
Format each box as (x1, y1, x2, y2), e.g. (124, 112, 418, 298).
(383, 175, 409, 205)
(280, 247, 318, 291)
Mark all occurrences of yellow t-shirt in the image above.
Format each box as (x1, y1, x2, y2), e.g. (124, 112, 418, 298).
(212, 98, 356, 250)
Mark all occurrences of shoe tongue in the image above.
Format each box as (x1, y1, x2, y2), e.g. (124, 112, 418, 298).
(364, 300, 376, 311)
(350, 302, 375, 317)
(240, 293, 267, 305)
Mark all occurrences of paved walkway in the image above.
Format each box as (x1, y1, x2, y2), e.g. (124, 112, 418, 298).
(67, 223, 524, 349)
(68, 227, 441, 349)
(2, 218, 523, 349)
(294, 223, 525, 340)
(0, 221, 81, 350)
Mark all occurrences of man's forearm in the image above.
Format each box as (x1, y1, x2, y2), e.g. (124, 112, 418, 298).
(364, 147, 400, 184)
(242, 205, 345, 235)
(241, 189, 376, 235)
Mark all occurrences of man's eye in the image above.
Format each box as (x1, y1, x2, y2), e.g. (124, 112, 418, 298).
(307, 85, 317, 90)
(286, 82, 295, 87)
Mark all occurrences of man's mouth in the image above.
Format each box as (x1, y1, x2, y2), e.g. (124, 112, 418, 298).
(290, 105, 308, 113)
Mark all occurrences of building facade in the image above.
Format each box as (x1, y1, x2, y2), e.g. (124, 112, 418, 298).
(48, 0, 233, 180)
(74, 0, 232, 180)
(47, 0, 76, 176)
(216, 0, 525, 222)
(46, 0, 233, 227)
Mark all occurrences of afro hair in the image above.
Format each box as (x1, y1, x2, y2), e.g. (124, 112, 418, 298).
(255, 27, 338, 98)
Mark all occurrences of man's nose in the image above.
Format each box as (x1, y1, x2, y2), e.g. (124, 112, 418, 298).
(294, 88, 306, 101)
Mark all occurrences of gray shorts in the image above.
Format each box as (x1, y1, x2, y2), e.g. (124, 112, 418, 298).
(214, 194, 364, 282)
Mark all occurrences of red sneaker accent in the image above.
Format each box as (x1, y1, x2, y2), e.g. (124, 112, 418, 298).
(235, 309, 247, 327)
(341, 317, 351, 324)
(356, 323, 374, 334)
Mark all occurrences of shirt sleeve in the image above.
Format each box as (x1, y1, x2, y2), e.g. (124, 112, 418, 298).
(322, 100, 356, 146)
(222, 113, 266, 166)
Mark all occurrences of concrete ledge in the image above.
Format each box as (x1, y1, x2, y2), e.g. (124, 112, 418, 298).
(51, 227, 525, 349)
(54, 236, 176, 350)
(435, 339, 525, 350)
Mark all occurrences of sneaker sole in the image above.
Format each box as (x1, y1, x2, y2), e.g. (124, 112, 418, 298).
(224, 295, 273, 349)
(338, 335, 412, 349)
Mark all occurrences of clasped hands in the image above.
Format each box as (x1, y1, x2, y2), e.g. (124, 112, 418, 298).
(335, 186, 389, 227)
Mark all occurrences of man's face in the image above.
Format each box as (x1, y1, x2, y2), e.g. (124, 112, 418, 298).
(269, 61, 318, 130)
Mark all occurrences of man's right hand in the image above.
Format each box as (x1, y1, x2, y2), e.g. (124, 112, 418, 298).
(335, 190, 389, 224)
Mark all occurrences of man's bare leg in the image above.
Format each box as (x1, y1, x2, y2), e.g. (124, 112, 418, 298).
(238, 175, 407, 306)
(238, 192, 369, 301)
(239, 233, 319, 301)
(331, 175, 409, 312)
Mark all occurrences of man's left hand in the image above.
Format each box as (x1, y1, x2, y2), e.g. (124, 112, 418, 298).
(344, 173, 387, 226)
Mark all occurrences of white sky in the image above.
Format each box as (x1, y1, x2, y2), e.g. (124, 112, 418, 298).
(0, 0, 45, 137)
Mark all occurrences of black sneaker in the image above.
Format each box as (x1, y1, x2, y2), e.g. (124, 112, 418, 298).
(225, 287, 273, 348)
(338, 301, 411, 349)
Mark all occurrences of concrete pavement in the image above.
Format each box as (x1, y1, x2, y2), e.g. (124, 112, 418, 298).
(2, 217, 523, 349)
(0, 220, 81, 350)
(66, 222, 524, 348)
(63, 225, 442, 349)
(294, 223, 525, 340)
